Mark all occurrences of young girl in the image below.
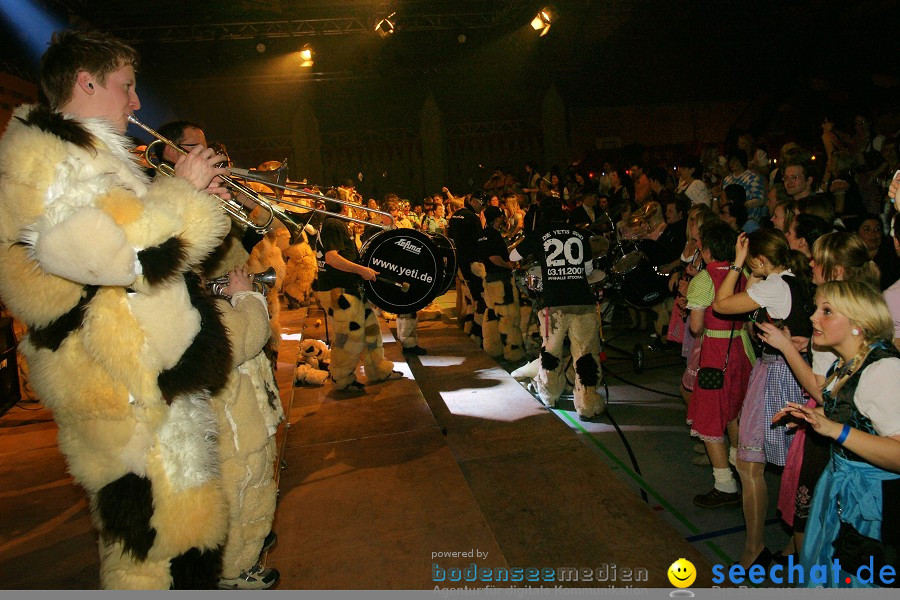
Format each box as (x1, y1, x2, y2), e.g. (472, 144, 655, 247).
(712, 229, 815, 568)
(686, 221, 755, 508)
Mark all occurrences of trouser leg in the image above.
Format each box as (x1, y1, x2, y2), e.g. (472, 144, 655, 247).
(361, 300, 394, 382)
(396, 312, 418, 348)
(534, 307, 567, 406)
(566, 310, 604, 418)
(318, 289, 366, 389)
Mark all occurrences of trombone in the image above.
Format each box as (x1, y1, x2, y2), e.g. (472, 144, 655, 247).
(127, 115, 394, 237)
(230, 165, 395, 231)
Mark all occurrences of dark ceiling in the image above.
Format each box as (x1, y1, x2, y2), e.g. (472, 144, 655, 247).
(3, 1, 899, 137)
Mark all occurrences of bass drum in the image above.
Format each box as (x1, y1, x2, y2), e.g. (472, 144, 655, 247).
(431, 233, 457, 296)
(619, 259, 670, 308)
(359, 228, 444, 313)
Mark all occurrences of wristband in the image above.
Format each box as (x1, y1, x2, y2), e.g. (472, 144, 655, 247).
(835, 423, 851, 445)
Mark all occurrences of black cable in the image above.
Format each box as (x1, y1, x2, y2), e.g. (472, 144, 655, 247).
(601, 379, 649, 504)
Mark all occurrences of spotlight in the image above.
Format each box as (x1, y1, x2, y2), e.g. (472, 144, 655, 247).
(255, 42, 266, 53)
(299, 43, 315, 67)
(531, 7, 554, 37)
(375, 12, 396, 38)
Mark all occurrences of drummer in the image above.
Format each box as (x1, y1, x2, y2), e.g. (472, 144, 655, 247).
(478, 206, 525, 361)
(315, 196, 402, 392)
(510, 204, 605, 421)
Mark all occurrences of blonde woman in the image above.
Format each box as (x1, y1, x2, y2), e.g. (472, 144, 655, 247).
(764, 281, 900, 588)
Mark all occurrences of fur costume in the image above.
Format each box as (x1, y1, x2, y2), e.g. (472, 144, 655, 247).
(0, 106, 232, 588)
(533, 306, 605, 419)
(298, 337, 331, 370)
(199, 221, 284, 582)
(314, 289, 393, 390)
(282, 233, 317, 307)
(471, 259, 524, 362)
(246, 230, 286, 356)
(213, 291, 283, 580)
(457, 267, 484, 346)
(294, 338, 330, 386)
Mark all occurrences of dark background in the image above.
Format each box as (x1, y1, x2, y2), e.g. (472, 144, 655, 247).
(2, 0, 899, 195)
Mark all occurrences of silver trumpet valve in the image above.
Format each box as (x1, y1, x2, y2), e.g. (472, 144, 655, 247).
(206, 267, 277, 298)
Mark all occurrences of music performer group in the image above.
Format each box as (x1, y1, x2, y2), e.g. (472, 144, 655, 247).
(0, 29, 679, 590)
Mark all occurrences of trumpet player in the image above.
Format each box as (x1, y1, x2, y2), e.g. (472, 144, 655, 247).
(0, 30, 233, 588)
(153, 120, 284, 589)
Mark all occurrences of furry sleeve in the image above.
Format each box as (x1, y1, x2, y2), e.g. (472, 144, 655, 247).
(216, 295, 270, 367)
(139, 178, 231, 269)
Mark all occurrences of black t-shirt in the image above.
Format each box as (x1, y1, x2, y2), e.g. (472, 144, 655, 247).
(516, 225, 595, 307)
(447, 207, 483, 262)
(316, 217, 361, 291)
(478, 226, 511, 275)
(656, 218, 687, 265)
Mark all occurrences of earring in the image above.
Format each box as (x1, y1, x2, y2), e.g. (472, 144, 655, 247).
(852, 328, 860, 336)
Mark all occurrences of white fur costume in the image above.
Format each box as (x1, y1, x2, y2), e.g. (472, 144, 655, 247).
(0, 106, 231, 589)
(534, 306, 605, 419)
(315, 288, 394, 389)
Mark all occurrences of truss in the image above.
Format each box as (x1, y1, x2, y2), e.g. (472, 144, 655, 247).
(111, 12, 509, 44)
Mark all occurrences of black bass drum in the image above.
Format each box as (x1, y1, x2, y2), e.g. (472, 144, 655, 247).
(431, 233, 457, 296)
(359, 228, 443, 313)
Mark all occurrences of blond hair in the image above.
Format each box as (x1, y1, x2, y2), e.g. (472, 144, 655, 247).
(816, 280, 893, 343)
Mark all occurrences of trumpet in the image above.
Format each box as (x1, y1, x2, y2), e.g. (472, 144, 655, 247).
(206, 267, 277, 299)
(128, 115, 277, 235)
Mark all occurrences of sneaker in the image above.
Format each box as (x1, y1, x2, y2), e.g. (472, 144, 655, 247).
(402, 345, 428, 355)
(218, 565, 280, 590)
(693, 488, 741, 509)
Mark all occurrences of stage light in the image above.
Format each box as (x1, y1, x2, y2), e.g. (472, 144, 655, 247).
(531, 7, 554, 36)
(298, 43, 315, 67)
(375, 12, 396, 38)
(256, 42, 267, 53)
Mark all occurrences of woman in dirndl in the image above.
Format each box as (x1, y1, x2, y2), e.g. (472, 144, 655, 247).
(712, 229, 815, 569)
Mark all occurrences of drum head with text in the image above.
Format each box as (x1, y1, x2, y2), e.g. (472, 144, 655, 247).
(360, 229, 442, 313)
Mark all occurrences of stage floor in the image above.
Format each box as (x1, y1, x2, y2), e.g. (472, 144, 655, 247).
(0, 291, 790, 589)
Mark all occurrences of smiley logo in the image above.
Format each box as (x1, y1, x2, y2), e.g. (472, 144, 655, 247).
(668, 558, 696, 588)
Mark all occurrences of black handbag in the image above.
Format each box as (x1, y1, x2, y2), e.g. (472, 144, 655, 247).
(696, 275, 741, 390)
(696, 321, 735, 390)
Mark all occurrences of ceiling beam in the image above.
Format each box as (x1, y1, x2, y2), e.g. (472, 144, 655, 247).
(110, 12, 506, 44)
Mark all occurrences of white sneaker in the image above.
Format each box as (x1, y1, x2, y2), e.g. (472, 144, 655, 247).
(218, 564, 280, 590)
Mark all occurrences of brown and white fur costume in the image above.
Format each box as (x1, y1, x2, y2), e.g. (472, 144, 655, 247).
(202, 228, 284, 582)
(534, 306, 605, 420)
(0, 105, 232, 589)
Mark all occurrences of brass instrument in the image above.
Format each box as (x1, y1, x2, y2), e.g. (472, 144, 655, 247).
(229, 165, 395, 231)
(128, 115, 276, 234)
(206, 267, 277, 299)
(128, 116, 394, 241)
